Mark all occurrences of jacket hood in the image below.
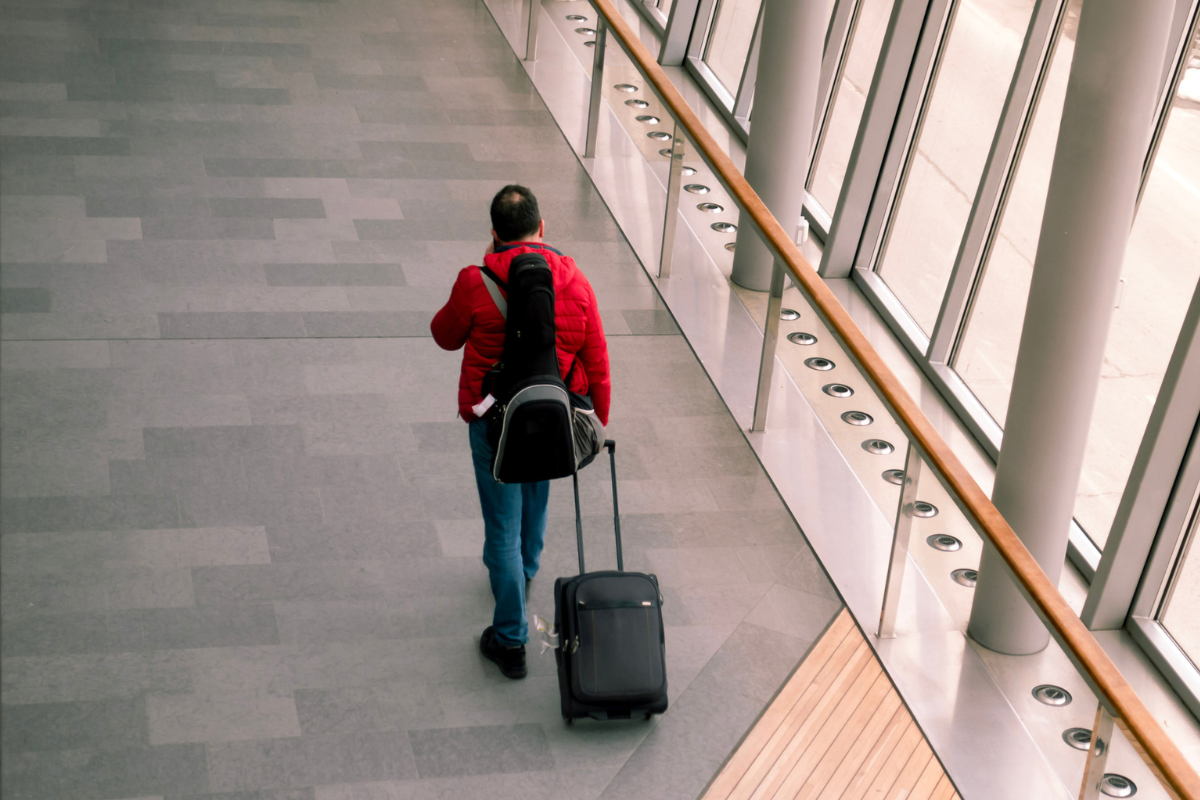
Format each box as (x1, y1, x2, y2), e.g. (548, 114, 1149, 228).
(482, 242, 580, 292)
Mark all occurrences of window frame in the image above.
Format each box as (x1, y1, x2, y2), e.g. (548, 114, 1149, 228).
(672, 0, 853, 240)
(825, 0, 1198, 576)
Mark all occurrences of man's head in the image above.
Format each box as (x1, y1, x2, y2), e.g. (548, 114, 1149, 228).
(490, 184, 543, 244)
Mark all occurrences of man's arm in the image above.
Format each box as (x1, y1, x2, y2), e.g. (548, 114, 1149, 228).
(431, 268, 475, 351)
(577, 281, 612, 426)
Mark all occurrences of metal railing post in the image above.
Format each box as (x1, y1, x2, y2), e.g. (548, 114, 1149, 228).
(584, 20, 607, 158)
(525, 0, 540, 61)
(751, 259, 786, 432)
(878, 442, 922, 639)
(1079, 705, 1115, 800)
(659, 121, 684, 278)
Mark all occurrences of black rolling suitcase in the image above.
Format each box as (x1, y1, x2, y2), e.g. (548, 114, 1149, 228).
(554, 440, 668, 722)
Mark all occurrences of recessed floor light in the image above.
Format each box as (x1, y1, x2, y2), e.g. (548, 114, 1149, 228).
(951, 568, 978, 587)
(1032, 685, 1072, 706)
(913, 501, 938, 518)
(927, 534, 961, 552)
(1063, 728, 1092, 750)
(1101, 774, 1136, 797)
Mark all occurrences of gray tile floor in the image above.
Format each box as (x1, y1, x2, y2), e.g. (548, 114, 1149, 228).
(0, 0, 843, 797)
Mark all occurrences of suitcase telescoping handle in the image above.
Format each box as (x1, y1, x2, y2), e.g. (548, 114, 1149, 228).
(572, 440, 622, 575)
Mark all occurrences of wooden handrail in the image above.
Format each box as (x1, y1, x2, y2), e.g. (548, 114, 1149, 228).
(587, 0, 1200, 796)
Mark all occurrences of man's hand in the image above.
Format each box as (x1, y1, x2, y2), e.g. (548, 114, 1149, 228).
(484, 239, 495, 260)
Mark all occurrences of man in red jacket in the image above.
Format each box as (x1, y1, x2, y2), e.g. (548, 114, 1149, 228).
(431, 185, 611, 679)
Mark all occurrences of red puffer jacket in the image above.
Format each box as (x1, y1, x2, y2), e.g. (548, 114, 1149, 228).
(431, 242, 611, 425)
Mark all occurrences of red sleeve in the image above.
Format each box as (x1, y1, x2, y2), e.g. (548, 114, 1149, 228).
(431, 267, 475, 351)
(578, 281, 611, 426)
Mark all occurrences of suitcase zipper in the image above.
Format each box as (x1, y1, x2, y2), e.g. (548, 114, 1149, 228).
(577, 599, 656, 609)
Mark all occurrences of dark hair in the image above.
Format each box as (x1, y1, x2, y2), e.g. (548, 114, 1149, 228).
(490, 184, 541, 243)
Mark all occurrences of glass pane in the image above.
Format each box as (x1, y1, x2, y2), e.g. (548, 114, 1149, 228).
(875, 0, 1038, 334)
(1160, 491, 1200, 668)
(703, 0, 763, 95)
(1075, 46, 1200, 547)
(959, 29, 1200, 547)
(809, 0, 898, 213)
(954, 0, 1081, 422)
(658, 0, 676, 14)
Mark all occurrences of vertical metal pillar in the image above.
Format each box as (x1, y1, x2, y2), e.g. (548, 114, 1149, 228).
(730, 0, 828, 291)
(525, 0, 539, 61)
(584, 19, 607, 158)
(751, 259, 786, 432)
(879, 442, 923, 638)
(659, 122, 685, 278)
(1078, 705, 1114, 800)
(966, 0, 1177, 654)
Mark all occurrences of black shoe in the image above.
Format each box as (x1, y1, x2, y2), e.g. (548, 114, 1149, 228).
(480, 626, 527, 679)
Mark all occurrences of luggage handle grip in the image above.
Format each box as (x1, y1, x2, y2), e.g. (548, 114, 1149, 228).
(572, 440, 623, 573)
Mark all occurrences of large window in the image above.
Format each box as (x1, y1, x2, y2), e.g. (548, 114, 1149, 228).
(874, 0, 1038, 334)
(655, 0, 1200, 715)
(1160, 489, 1200, 669)
(957, 21, 1200, 547)
(663, 0, 1200, 567)
(953, 0, 1081, 423)
(703, 0, 763, 95)
(1074, 39, 1200, 546)
(808, 0, 898, 215)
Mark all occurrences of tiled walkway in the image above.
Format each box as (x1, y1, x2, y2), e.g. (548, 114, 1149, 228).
(0, 0, 842, 797)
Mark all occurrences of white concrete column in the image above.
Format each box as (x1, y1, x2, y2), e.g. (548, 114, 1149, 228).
(730, 0, 828, 291)
(966, 0, 1176, 654)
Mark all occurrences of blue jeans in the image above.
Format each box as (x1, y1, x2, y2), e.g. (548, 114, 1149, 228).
(469, 418, 550, 646)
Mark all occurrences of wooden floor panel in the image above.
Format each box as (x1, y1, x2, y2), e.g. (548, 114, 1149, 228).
(703, 610, 962, 800)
